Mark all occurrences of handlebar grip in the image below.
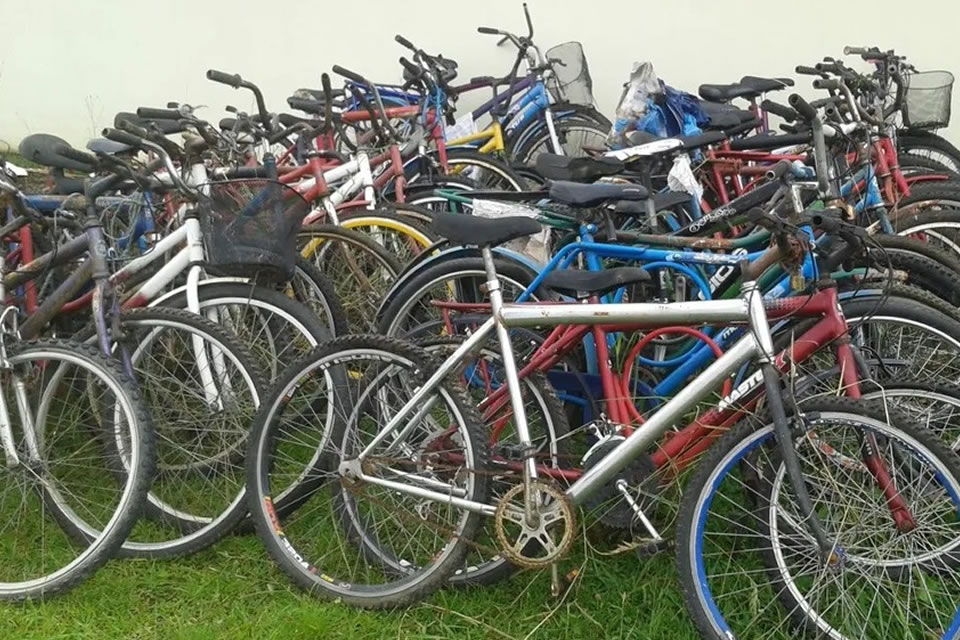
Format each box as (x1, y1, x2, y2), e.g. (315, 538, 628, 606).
(813, 78, 842, 91)
(206, 69, 242, 88)
(101, 128, 144, 148)
(765, 160, 793, 181)
(810, 211, 842, 233)
(287, 97, 325, 114)
(399, 56, 420, 75)
(321, 72, 334, 103)
(56, 144, 98, 166)
(788, 93, 819, 122)
(332, 65, 365, 84)
(844, 46, 868, 56)
(137, 107, 180, 120)
(761, 99, 797, 122)
(815, 62, 842, 74)
(477, 27, 499, 34)
(395, 34, 415, 50)
(223, 167, 272, 179)
(795, 65, 821, 76)
(117, 119, 152, 139)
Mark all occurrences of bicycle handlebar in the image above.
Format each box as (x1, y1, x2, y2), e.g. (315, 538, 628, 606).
(761, 100, 798, 122)
(788, 94, 818, 122)
(399, 56, 420, 76)
(137, 107, 181, 121)
(55, 145, 98, 167)
(332, 65, 366, 85)
(102, 127, 144, 148)
(765, 160, 793, 181)
(813, 78, 842, 91)
(206, 69, 273, 133)
(206, 69, 242, 88)
(287, 97, 324, 114)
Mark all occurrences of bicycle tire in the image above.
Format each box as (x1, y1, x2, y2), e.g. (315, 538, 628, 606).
(155, 281, 332, 377)
(72, 307, 265, 558)
(339, 209, 435, 268)
(298, 224, 402, 332)
(0, 339, 153, 600)
(898, 132, 960, 173)
(513, 119, 610, 167)
(676, 396, 960, 639)
(289, 256, 348, 337)
(246, 335, 490, 608)
(374, 256, 549, 338)
(889, 207, 960, 264)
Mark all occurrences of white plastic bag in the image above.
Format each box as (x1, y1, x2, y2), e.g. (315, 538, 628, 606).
(607, 62, 662, 145)
(471, 199, 549, 264)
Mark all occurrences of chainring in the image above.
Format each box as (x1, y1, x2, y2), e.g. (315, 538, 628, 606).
(494, 479, 576, 569)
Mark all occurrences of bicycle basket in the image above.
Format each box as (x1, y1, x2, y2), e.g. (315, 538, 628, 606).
(545, 42, 595, 106)
(903, 70, 954, 129)
(197, 179, 309, 279)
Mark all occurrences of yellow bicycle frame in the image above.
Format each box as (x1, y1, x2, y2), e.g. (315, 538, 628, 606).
(446, 121, 506, 155)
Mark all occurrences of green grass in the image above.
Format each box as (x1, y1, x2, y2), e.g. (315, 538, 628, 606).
(2, 533, 703, 640)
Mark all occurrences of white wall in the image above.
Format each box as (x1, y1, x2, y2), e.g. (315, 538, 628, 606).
(1, 0, 957, 147)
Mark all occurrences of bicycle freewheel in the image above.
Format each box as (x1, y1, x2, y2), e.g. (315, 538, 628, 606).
(494, 480, 576, 569)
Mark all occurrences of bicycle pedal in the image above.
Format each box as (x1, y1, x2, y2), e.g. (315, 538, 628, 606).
(632, 537, 671, 558)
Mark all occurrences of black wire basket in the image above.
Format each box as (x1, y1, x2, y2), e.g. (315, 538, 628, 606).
(198, 179, 309, 280)
(903, 70, 954, 129)
(545, 42, 595, 106)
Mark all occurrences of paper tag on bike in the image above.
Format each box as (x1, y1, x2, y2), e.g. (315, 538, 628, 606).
(666, 154, 703, 201)
(444, 113, 477, 142)
(471, 199, 549, 264)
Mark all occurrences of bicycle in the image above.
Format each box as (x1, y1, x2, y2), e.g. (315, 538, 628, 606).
(245, 203, 960, 637)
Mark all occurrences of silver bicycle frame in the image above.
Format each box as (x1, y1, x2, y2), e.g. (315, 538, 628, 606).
(347, 249, 776, 516)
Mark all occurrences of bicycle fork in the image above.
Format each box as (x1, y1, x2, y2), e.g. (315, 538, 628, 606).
(749, 281, 839, 556)
(0, 260, 38, 470)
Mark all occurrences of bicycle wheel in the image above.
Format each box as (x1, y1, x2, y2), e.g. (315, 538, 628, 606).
(513, 119, 609, 167)
(899, 133, 960, 173)
(375, 256, 547, 339)
(851, 238, 960, 306)
(286, 256, 348, 338)
(74, 308, 264, 557)
(842, 296, 960, 384)
(891, 208, 960, 263)
(862, 379, 960, 450)
(417, 335, 571, 586)
(246, 335, 489, 608)
(677, 397, 960, 639)
(0, 340, 153, 600)
(900, 153, 960, 178)
(893, 182, 960, 212)
(339, 209, 435, 269)
(156, 281, 332, 378)
(428, 149, 525, 192)
(404, 176, 480, 215)
(298, 224, 401, 332)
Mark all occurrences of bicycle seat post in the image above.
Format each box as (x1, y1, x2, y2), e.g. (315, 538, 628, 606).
(480, 245, 540, 525)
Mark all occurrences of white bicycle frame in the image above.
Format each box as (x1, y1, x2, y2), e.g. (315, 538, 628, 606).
(292, 151, 378, 226)
(339, 247, 778, 518)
